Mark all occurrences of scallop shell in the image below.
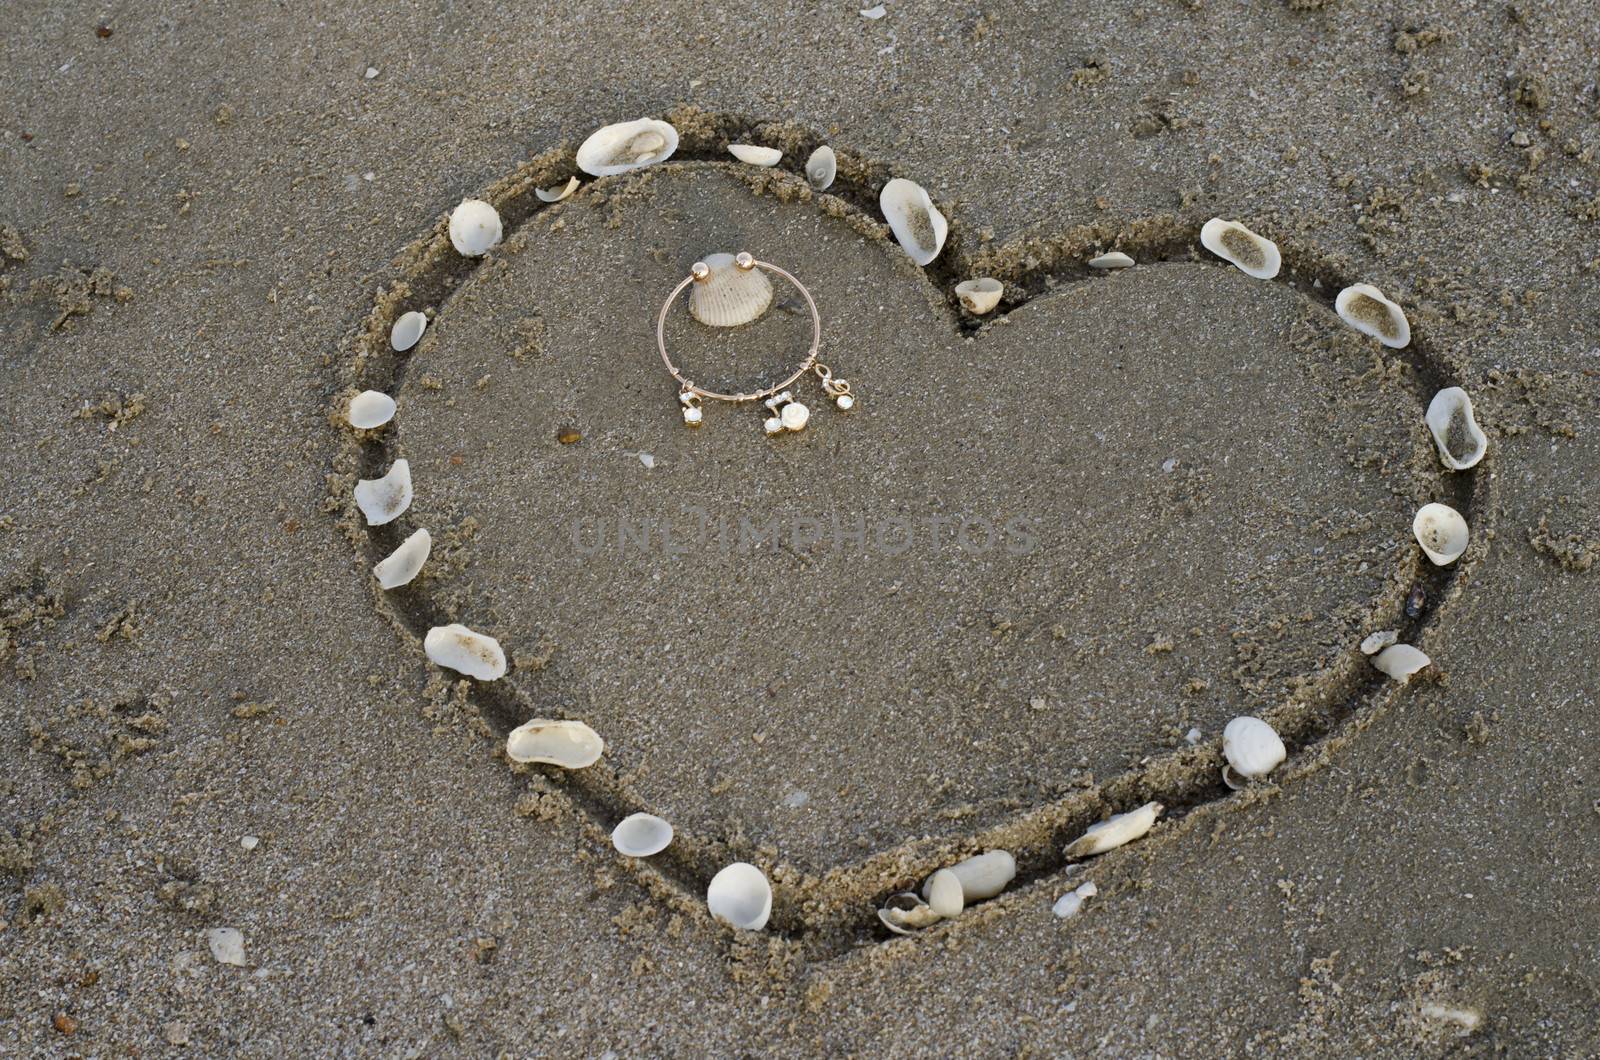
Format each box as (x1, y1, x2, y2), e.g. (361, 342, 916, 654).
(923, 869, 965, 918)
(925, 850, 1016, 903)
(955, 277, 1003, 315)
(1222, 716, 1286, 789)
(576, 118, 678, 177)
(1089, 251, 1135, 269)
(706, 862, 771, 931)
(1373, 643, 1431, 683)
(347, 390, 396, 429)
(390, 311, 427, 352)
(505, 717, 603, 767)
(610, 812, 673, 857)
(425, 623, 506, 681)
(880, 178, 947, 267)
(354, 459, 412, 526)
(1335, 283, 1410, 348)
(536, 177, 580, 203)
(1413, 503, 1469, 565)
(373, 528, 431, 589)
(728, 143, 781, 167)
(1425, 387, 1487, 470)
(1200, 218, 1281, 279)
(448, 198, 502, 257)
(1065, 801, 1162, 858)
(689, 252, 774, 327)
(877, 892, 941, 935)
(805, 145, 836, 191)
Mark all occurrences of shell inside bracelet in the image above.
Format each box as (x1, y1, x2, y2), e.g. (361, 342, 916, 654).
(689, 252, 774, 327)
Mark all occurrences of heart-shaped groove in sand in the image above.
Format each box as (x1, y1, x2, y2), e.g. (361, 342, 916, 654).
(330, 109, 1486, 961)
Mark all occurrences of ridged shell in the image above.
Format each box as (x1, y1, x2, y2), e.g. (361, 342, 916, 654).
(728, 143, 781, 166)
(707, 862, 771, 931)
(955, 277, 1002, 315)
(1335, 283, 1410, 348)
(424, 623, 506, 681)
(611, 812, 674, 857)
(347, 390, 395, 429)
(1200, 218, 1281, 279)
(448, 199, 502, 257)
(880, 178, 947, 266)
(576, 118, 678, 176)
(505, 717, 603, 767)
(1425, 387, 1487, 470)
(354, 459, 412, 526)
(805, 145, 837, 191)
(373, 528, 430, 589)
(689, 252, 773, 327)
(1413, 503, 1469, 565)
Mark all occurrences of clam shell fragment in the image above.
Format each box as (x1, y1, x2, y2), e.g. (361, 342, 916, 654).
(576, 118, 678, 177)
(878, 892, 941, 935)
(1413, 503, 1469, 565)
(880, 177, 948, 266)
(373, 528, 431, 589)
(1335, 283, 1410, 348)
(805, 145, 836, 191)
(390, 311, 427, 352)
(354, 459, 412, 526)
(611, 812, 673, 857)
(689, 252, 773, 327)
(1222, 716, 1286, 789)
(1065, 801, 1162, 858)
(425, 623, 506, 681)
(1360, 629, 1399, 655)
(955, 277, 1003, 315)
(1052, 880, 1098, 920)
(505, 717, 603, 767)
(707, 862, 771, 931)
(1373, 643, 1431, 683)
(448, 198, 502, 257)
(536, 177, 580, 203)
(347, 390, 396, 429)
(1088, 251, 1135, 269)
(1200, 218, 1281, 279)
(1425, 387, 1487, 470)
(728, 143, 781, 167)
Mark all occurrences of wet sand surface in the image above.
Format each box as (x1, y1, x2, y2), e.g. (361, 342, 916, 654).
(3, 1, 1599, 1055)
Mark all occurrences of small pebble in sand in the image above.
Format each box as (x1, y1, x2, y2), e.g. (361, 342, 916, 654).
(637, 452, 655, 469)
(354, 459, 413, 526)
(1360, 630, 1399, 655)
(1335, 283, 1410, 349)
(1065, 801, 1162, 858)
(880, 178, 947, 266)
(1052, 880, 1098, 919)
(728, 144, 782, 167)
(448, 198, 502, 257)
(556, 426, 582, 445)
(239, 835, 259, 851)
(425, 623, 507, 681)
(364, 66, 379, 79)
(1200, 218, 1281, 280)
(390, 310, 426, 352)
(860, 4, 887, 18)
(1405, 583, 1426, 618)
(206, 927, 248, 966)
(1184, 727, 1203, 745)
(163, 1022, 192, 1046)
(782, 788, 810, 808)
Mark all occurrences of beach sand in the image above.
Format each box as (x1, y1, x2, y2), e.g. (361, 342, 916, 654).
(3, 1, 1598, 1055)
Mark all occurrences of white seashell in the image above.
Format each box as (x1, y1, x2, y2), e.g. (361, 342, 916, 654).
(505, 717, 602, 766)
(1184, 727, 1203, 745)
(536, 176, 580, 203)
(1222, 716, 1287, 789)
(1065, 801, 1162, 858)
(922, 869, 964, 918)
(390, 311, 427, 352)
(877, 892, 940, 935)
(354, 459, 412, 526)
(1425, 387, 1487, 470)
(1360, 629, 1399, 656)
(1335, 283, 1409, 348)
(205, 927, 247, 967)
(1088, 251, 1135, 269)
(1052, 880, 1098, 919)
(611, 812, 673, 857)
(1373, 643, 1431, 683)
(373, 528, 431, 589)
(728, 143, 781, 167)
(1418, 1002, 1482, 1033)
(955, 277, 1003, 315)
(707, 862, 771, 931)
(880, 178, 947, 266)
(1413, 503, 1469, 565)
(689, 252, 773, 327)
(347, 390, 395, 429)
(448, 198, 502, 257)
(1200, 218, 1281, 280)
(860, 4, 887, 18)
(239, 835, 259, 851)
(805, 145, 836, 191)
(925, 850, 1016, 903)
(576, 118, 678, 177)
(425, 622, 506, 681)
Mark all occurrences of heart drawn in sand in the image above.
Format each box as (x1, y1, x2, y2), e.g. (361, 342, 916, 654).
(333, 114, 1481, 957)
